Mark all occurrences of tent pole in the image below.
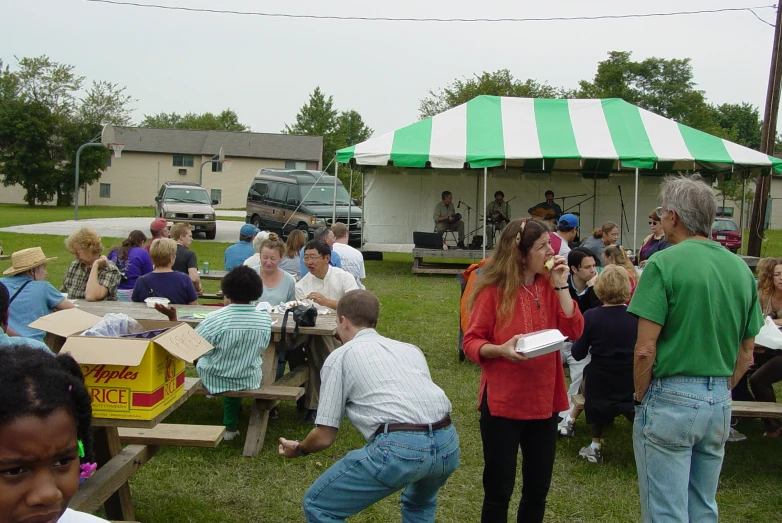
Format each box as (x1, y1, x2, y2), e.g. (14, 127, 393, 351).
(333, 157, 338, 224)
(633, 168, 639, 254)
(740, 173, 747, 255)
(483, 167, 488, 258)
(361, 170, 366, 248)
(348, 167, 353, 234)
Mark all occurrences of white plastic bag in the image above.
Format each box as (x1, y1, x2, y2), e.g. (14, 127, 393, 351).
(81, 313, 145, 338)
(754, 316, 782, 350)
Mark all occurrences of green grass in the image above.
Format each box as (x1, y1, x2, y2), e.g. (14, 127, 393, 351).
(1, 213, 782, 521)
(0, 204, 155, 228)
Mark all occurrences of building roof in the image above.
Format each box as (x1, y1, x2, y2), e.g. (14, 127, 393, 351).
(114, 127, 323, 162)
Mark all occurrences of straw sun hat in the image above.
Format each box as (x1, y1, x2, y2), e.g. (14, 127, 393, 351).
(2, 247, 58, 276)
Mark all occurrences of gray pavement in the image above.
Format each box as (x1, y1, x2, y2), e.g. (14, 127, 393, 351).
(0, 218, 244, 242)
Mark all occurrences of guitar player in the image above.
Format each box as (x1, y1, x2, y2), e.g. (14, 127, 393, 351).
(527, 189, 563, 224)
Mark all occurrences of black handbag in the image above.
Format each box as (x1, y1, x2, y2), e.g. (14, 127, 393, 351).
(280, 304, 318, 352)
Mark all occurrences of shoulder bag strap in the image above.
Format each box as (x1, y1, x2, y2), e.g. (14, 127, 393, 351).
(141, 275, 156, 297)
(9, 280, 33, 305)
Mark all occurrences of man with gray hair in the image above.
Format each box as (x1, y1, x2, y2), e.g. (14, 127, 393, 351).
(628, 175, 762, 523)
(299, 226, 342, 278)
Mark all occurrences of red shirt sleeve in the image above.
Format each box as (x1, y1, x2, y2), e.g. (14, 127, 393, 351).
(463, 286, 499, 364)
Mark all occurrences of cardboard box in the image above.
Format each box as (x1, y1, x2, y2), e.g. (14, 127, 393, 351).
(30, 309, 212, 420)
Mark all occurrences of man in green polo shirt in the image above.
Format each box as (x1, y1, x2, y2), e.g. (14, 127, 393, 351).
(628, 175, 762, 523)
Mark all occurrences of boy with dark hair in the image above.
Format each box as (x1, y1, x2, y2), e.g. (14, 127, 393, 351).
(156, 265, 271, 440)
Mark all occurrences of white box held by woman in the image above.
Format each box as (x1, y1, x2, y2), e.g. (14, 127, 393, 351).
(515, 329, 567, 358)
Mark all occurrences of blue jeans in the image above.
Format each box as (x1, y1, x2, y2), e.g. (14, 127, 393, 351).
(633, 377, 731, 523)
(303, 425, 460, 523)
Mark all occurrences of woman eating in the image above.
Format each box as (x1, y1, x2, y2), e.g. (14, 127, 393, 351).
(131, 238, 199, 305)
(749, 257, 782, 437)
(580, 221, 619, 266)
(0, 247, 74, 341)
(638, 210, 671, 267)
(108, 230, 153, 301)
(463, 219, 584, 523)
(61, 228, 121, 301)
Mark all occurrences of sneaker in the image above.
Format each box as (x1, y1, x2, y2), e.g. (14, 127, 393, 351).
(558, 419, 575, 438)
(727, 427, 747, 442)
(205, 395, 215, 400)
(223, 429, 241, 441)
(301, 409, 317, 424)
(579, 445, 603, 464)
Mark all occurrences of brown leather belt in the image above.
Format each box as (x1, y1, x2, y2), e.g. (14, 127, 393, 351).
(374, 415, 452, 437)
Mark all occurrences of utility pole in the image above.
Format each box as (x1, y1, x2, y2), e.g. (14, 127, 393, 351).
(748, 0, 782, 256)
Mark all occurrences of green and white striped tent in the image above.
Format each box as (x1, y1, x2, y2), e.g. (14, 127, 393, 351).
(336, 96, 781, 254)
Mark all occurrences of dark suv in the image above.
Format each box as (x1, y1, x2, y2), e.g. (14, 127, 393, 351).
(155, 182, 218, 239)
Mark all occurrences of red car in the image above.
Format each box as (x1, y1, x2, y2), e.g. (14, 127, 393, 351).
(711, 218, 742, 253)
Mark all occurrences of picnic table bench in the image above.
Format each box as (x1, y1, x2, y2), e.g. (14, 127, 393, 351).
(412, 248, 490, 275)
(71, 377, 213, 521)
(198, 269, 228, 281)
(76, 301, 338, 457)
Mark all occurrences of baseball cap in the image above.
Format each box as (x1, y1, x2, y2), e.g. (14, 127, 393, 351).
(240, 224, 261, 237)
(150, 218, 168, 232)
(558, 214, 579, 229)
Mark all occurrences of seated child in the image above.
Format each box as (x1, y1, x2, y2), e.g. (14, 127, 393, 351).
(157, 265, 271, 441)
(0, 346, 107, 522)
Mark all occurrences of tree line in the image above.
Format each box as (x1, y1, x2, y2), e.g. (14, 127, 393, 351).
(0, 51, 773, 208)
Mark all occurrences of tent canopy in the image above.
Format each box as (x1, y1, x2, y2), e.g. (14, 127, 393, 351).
(337, 96, 782, 175)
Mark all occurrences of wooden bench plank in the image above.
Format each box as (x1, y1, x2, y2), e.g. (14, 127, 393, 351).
(272, 366, 309, 388)
(194, 385, 304, 401)
(731, 401, 782, 418)
(70, 445, 157, 514)
(118, 424, 225, 448)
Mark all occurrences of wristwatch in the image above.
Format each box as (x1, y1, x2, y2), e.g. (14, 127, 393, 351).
(295, 443, 309, 457)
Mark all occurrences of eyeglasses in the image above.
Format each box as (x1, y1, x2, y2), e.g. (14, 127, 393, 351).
(303, 255, 324, 262)
(648, 221, 659, 225)
(655, 206, 664, 217)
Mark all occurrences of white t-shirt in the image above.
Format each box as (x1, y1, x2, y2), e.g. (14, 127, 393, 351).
(59, 509, 110, 522)
(332, 242, 366, 290)
(552, 232, 572, 257)
(295, 266, 358, 311)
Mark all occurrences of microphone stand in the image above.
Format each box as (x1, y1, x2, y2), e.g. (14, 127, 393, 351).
(617, 186, 629, 247)
(556, 194, 588, 214)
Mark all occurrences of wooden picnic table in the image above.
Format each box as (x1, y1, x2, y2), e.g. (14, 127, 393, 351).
(198, 269, 228, 281)
(70, 377, 204, 520)
(76, 301, 338, 457)
(0, 254, 9, 261)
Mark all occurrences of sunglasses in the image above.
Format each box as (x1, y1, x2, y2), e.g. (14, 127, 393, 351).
(648, 220, 659, 225)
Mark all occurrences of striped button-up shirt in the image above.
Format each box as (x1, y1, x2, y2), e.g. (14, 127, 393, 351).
(195, 304, 271, 394)
(315, 328, 452, 441)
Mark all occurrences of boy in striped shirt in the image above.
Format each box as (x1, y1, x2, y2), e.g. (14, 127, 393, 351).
(156, 265, 271, 441)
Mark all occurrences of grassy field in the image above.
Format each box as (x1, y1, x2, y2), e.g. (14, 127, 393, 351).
(1, 210, 782, 522)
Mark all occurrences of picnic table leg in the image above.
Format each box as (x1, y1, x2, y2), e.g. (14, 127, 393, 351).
(242, 399, 274, 457)
(93, 427, 135, 520)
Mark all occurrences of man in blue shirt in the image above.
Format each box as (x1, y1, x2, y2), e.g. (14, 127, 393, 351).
(299, 226, 342, 278)
(224, 224, 260, 270)
(0, 282, 53, 353)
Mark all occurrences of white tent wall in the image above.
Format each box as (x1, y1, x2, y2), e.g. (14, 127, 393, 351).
(362, 167, 669, 249)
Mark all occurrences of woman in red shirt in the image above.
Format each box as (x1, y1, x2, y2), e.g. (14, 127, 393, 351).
(464, 219, 584, 523)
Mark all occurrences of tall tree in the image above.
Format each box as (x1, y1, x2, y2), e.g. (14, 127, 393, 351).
(140, 109, 249, 131)
(419, 69, 571, 119)
(78, 80, 135, 126)
(710, 102, 763, 150)
(284, 87, 340, 162)
(334, 110, 373, 152)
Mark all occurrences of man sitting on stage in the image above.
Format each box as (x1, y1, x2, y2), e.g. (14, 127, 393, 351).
(433, 191, 465, 249)
(528, 189, 563, 224)
(486, 190, 510, 249)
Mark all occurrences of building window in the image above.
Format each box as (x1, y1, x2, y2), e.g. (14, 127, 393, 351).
(105, 154, 112, 168)
(285, 160, 307, 170)
(99, 183, 111, 198)
(211, 161, 222, 172)
(210, 189, 221, 203)
(173, 155, 194, 167)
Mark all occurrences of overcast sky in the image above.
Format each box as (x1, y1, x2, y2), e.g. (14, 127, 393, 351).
(3, 0, 779, 137)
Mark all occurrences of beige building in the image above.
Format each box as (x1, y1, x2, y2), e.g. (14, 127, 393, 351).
(0, 127, 323, 209)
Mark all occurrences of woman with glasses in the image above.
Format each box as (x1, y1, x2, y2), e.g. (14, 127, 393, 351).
(638, 210, 671, 268)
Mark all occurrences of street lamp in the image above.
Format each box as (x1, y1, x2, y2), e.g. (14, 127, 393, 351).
(74, 123, 121, 220)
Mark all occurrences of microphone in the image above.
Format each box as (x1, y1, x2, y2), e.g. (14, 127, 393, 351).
(457, 199, 461, 208)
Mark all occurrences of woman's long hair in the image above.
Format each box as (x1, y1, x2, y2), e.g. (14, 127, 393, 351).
(469, 219, 549, 326)
(603, 245, 638, 286)
(285, 229, 307, 258)
(591, 221, 619, 240)
(757, 257, 782, 313)
(116, 230, 147, 262)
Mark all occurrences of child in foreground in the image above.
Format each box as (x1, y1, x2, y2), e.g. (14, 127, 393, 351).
(157, 265, 271, 441)
(0, 346, 107, 522)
